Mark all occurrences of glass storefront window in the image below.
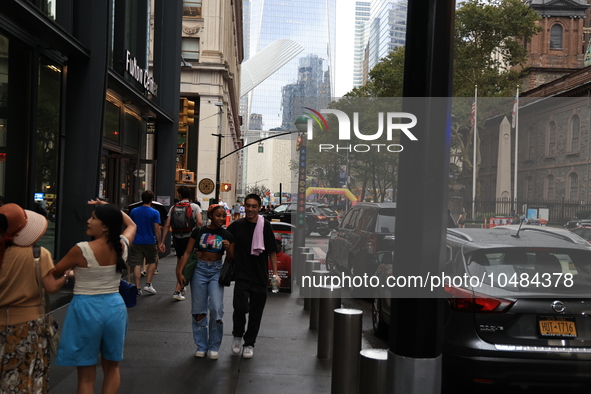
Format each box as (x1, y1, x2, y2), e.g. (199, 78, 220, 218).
(124, 110, 140, 147)
(105, 100, 121, 142)
(27, 0, 57, 20)
(181, 38, 199, 62)
(35, 58, 62, 255)
(0, 34, 7, 197)
(183, 1, 202, 18)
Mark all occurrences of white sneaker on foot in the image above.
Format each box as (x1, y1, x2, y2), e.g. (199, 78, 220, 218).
(172, 291, 185, 301)
(195, 350, 206, 358)
(242, 345, 254, 359)
(143, 283, 157, 294)
(232, 337, 242, 355)
(208, 350, 219, 360)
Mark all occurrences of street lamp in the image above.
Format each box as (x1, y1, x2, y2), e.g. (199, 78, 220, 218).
(213, 102, 224, 203)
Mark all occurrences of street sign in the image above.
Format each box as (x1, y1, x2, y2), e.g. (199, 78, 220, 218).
(177, 147, 185, 155)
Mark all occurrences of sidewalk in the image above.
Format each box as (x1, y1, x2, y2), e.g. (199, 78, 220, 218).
(49, 254, 349, 394)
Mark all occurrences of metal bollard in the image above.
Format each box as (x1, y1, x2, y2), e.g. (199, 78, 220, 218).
(299, 253, 315, 297)
(359, 349, 388, 394)
(331, 308, 363, 394)
(303, 259, 321, 309)
(310, 269, 330, 330)
(317, 285, 341, 359)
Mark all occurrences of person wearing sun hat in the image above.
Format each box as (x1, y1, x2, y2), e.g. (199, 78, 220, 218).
(0, 203, 69, 393)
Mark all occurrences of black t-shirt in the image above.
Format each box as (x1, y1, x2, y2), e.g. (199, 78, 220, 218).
(190, 226, 234, 254)
(228, 218, 278, 286)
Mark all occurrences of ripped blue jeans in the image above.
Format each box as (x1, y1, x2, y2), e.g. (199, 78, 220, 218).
(190, 259, 224, 352)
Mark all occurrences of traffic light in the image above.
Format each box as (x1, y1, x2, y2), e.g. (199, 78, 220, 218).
(220, 183, 232, 192)
(179, 97, 196, 128)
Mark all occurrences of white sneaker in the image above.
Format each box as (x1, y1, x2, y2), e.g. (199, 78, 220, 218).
(154, 268, 159, 275)
(232, 337, 242, 355)
(180, 287, 186, 296)
(208, 350, 219, 360)
(195, 350, 206, 358)
(242, 345, 254, 359)
(143, 283, 157, 294)
(172, 291, 185, 301)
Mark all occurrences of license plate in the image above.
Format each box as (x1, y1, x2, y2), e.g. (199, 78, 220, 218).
(538, 316, 577, 338)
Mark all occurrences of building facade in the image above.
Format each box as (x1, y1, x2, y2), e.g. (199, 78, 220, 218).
(0, 0, 181, 258)
(365, 0, 407, 74)
(353, 1, 371, 88)
(240, 0, 336, 202)
(178, 0, 243, 207)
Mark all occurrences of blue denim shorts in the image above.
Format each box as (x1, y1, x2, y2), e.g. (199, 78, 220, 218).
(55, 293, 128, 366)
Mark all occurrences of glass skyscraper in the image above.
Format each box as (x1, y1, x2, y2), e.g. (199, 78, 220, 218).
(367, 0, 407, 71)
(353, 1, 371, 88)
(241, 0, 336, 199)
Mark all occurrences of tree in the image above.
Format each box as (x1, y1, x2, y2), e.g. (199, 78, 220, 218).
(337, 0, 541, 196)
(245, 183, 270, 202)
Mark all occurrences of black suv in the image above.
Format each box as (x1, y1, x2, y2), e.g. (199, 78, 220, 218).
(262, 202, 339, 236)
(372, 225, 591, 390)
(326, 202, 396, 276)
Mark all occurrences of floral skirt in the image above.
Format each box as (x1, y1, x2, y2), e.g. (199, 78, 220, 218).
(0, 317, 49, 394)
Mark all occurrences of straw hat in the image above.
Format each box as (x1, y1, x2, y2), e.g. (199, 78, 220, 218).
(0, 203, 48, 246)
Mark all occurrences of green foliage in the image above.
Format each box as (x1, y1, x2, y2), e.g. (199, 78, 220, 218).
(245, 184, 270, 202)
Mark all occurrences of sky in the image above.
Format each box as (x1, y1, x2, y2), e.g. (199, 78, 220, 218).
(334, 0, 355, 97)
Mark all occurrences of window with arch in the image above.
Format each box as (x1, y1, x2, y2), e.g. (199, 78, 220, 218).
(547, 121, 556, 156)
(550, 24, 563, 49)
(570, 115, 580, 153)
(568, 173, 579, 201)
(545, 174, 555, 200)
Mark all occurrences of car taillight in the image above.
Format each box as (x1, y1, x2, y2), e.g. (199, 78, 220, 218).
(366, 234, 377, 254)
(315, 215, 327, 220)
(445, 286, 514, 313)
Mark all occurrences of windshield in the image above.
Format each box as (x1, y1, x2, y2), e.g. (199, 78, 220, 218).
(375, 208, 396, 233)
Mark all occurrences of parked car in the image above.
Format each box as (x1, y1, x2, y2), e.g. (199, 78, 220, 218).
(372, 225, 591, 390)
(262, 202, 338, 236)
(564, 215, 591, 229)
(326, 202, 396, 277)
(570, 225, 591, 243)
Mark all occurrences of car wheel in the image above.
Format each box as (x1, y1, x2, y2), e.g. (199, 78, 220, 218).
(318, 230, 330, 237)
(305, 223, 312, 236)
(372, 297, 388, 339)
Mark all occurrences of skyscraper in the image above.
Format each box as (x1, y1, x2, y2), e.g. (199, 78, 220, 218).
(366, 0, 407, 72)
(241, 0, 336, 199)
(353, 1, 371, 88)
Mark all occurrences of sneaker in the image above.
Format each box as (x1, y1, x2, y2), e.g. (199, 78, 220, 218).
(136, 289, 142, 296)
(195, 350, 206, 358)
(208, 350, 219, 360)
(143, 283, 157, 294)
(232, 337, 242, 355)
(180, 287, 186, 296)
(172, 291, 185, 301)
(154, 268, 159, 275)
(242, 345, 254, 359)
(140, 270, 147, 277)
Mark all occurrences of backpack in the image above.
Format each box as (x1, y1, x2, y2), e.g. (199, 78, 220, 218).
(170, 202, 196, 232)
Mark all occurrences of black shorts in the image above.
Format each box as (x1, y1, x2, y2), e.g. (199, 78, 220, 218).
(172, 236, 191, 257)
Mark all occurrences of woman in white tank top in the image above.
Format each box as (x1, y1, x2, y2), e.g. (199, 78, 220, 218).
(52, 200, 136, 394)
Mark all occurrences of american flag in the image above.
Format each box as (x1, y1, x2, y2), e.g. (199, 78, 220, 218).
(470, 101, 476, 128)
(511, 93, 518, 128)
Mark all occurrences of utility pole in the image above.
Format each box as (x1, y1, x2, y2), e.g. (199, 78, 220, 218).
(213, 102, 224, 203)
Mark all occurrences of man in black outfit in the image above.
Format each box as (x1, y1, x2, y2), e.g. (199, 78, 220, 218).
(227, 193, 280, 359)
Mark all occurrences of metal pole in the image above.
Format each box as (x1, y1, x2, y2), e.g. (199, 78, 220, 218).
(213, 105, 224, 204)
(310, 269, 330, 330)
(359, 349, 388, 394)
(317, 285, 341, 359)
(303, 259, 321, 310)
(299, 252, 315, 298)
(331, 308, 363, 394)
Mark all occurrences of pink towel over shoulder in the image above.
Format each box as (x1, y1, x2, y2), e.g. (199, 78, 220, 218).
(251, 215, 265, 256)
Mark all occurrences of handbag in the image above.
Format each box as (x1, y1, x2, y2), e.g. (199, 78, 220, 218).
(33, 245, 61, 356)
(182, 252, 199, 283)
(218, 257, 234, 287)
(119, 237, 137, 308)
